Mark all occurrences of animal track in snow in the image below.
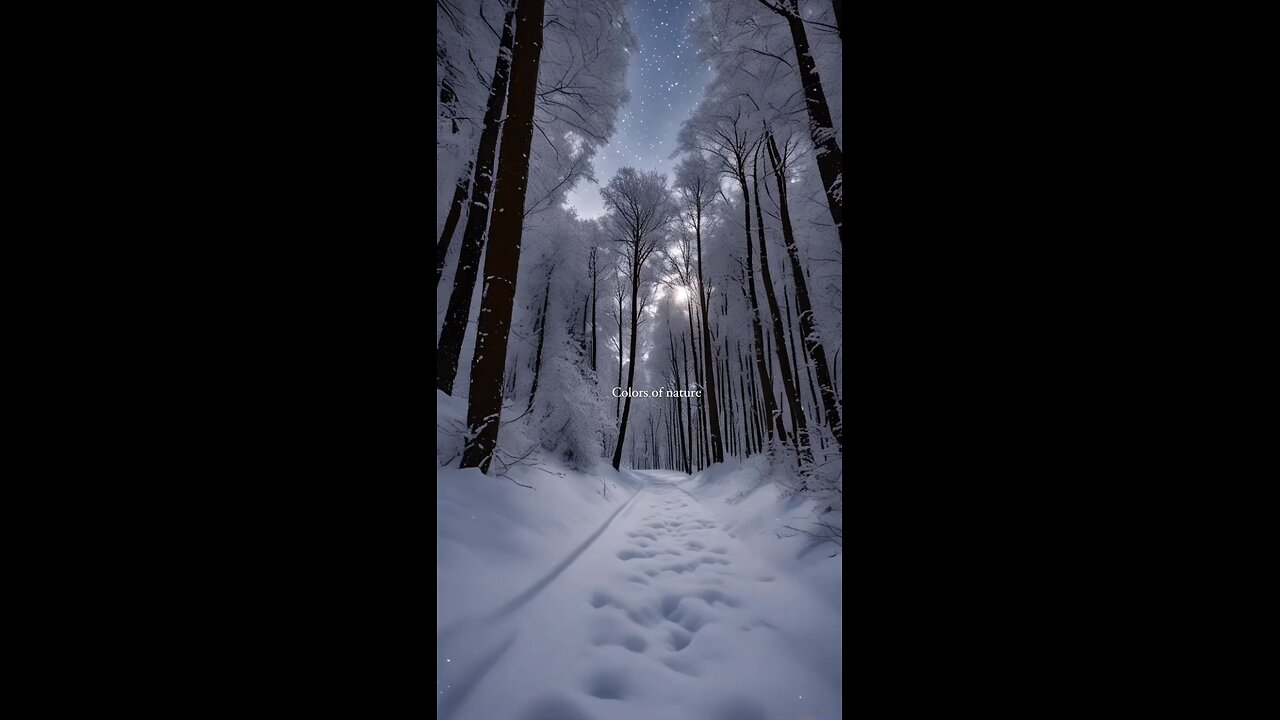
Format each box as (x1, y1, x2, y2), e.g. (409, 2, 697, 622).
(661, 654, 702, 677)
(666, 600, 713, 633)
(693, 588, 739, 608)
(588, 619, 649, 653)
(668, 627, 693, 651)
(617, 548, 655, 561)
(520, 695, 597, 720)
(590, 590, 660, 627)
(589, 590, 620, 609)
(583, 667, 628, 700)
(659, 555, 731, 575)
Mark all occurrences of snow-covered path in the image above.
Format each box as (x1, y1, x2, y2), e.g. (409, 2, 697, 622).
(437, 470, 843, 720)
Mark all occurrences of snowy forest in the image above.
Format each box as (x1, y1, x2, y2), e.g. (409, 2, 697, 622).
(437, 0, 843, 718)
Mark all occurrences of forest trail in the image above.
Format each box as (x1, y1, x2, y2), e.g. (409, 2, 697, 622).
(438, 470, 842, 720)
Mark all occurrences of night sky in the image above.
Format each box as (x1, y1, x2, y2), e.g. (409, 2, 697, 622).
(564, 0, 714, 219)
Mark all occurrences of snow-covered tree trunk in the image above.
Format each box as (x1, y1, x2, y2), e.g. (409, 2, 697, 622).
(527, 274, 552, 415)
(722, 336, 736, 458)
(748, 341, 764, 452)
(460, 0, 545, 472)
(615, 287, 625, 419)
(437, 161, 472, 288)
(738, 167, 787, 446)
(681, 334, 695, 472)
(693, 199, 723, 465)
(737, 341, 755, 456)
(613, 256, 641, 470)
(752, 149, 810, 464)
(766, 131, 843, 448)
(689, 304, 708, 470)
(437, 8, 516, 395)
(601, 169, 675, 470)
(589, 246, 598, 372)
(759, 0, 845, 248)
(668, 326, 689, 473)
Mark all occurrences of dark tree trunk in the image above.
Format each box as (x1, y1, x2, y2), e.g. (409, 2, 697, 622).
(437, 8, 517, 395)
(722, 338, 736, 458)
(787, 276, 822, 430)
(665, 406, 672, 470)
(784, 285, 803, 415)
(616, 293, 625, 419)
(737, 342, 753, 456)
(766, 132, 843, 449)
(653, 416, 658, 468)
(580, 290, 588, 348)
(746, 342, 763, 453)
(721, 337, 732, 454)
(460, 0, 545, 472)
(747, 330, 762, 448)
(833, 347, 841, 402)
(739, 171, 787, 445)
(727, 345, 737, 453)
(670, 331, 688, 475)
(437, 161, 472, 288)
(764, 330, 776, 427)
(761, 0, 844, 247)
(667, 406, 673, 470)
(681, 334, 694, 474)
(612, 269, 641, 470)
(697, 401, 706, 470)
(753, 151, 810, 463)
(783, 282, 805, 416)
(687, 302, 707, 470)
(675, 403, 683, 471)
(527, 276, 552, 415)
(693, 209, 723, 464)
(716, 338, 727, 440)
(832, 0, 843, 41)
(590, 247, 598, 372)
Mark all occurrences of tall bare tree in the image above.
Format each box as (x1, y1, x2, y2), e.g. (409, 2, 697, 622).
(437, 163, 472, 287)
(682, 104, 788, 447)
(588, 244, 600, 372)
(437, 7, 517, 395)
(607, 271, 628, 419)
(601, 168, 676, 470)
(674, 154, 724, 464)
(460, 0, 546, 472)
(680, 334, 697, 468)
(765, 130, 842, 448)
(526, 270, 553, 415)
(756, 0, 844, 248)
(752, 144, 810, 463)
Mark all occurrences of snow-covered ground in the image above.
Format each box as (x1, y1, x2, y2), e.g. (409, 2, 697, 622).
(437, 461, 843, 720)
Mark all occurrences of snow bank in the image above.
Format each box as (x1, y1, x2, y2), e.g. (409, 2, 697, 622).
(678, 457, 843, 611)
(437, 391, 643, 628)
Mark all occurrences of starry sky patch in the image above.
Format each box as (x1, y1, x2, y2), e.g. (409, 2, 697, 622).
(563, 0, 714, 219)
